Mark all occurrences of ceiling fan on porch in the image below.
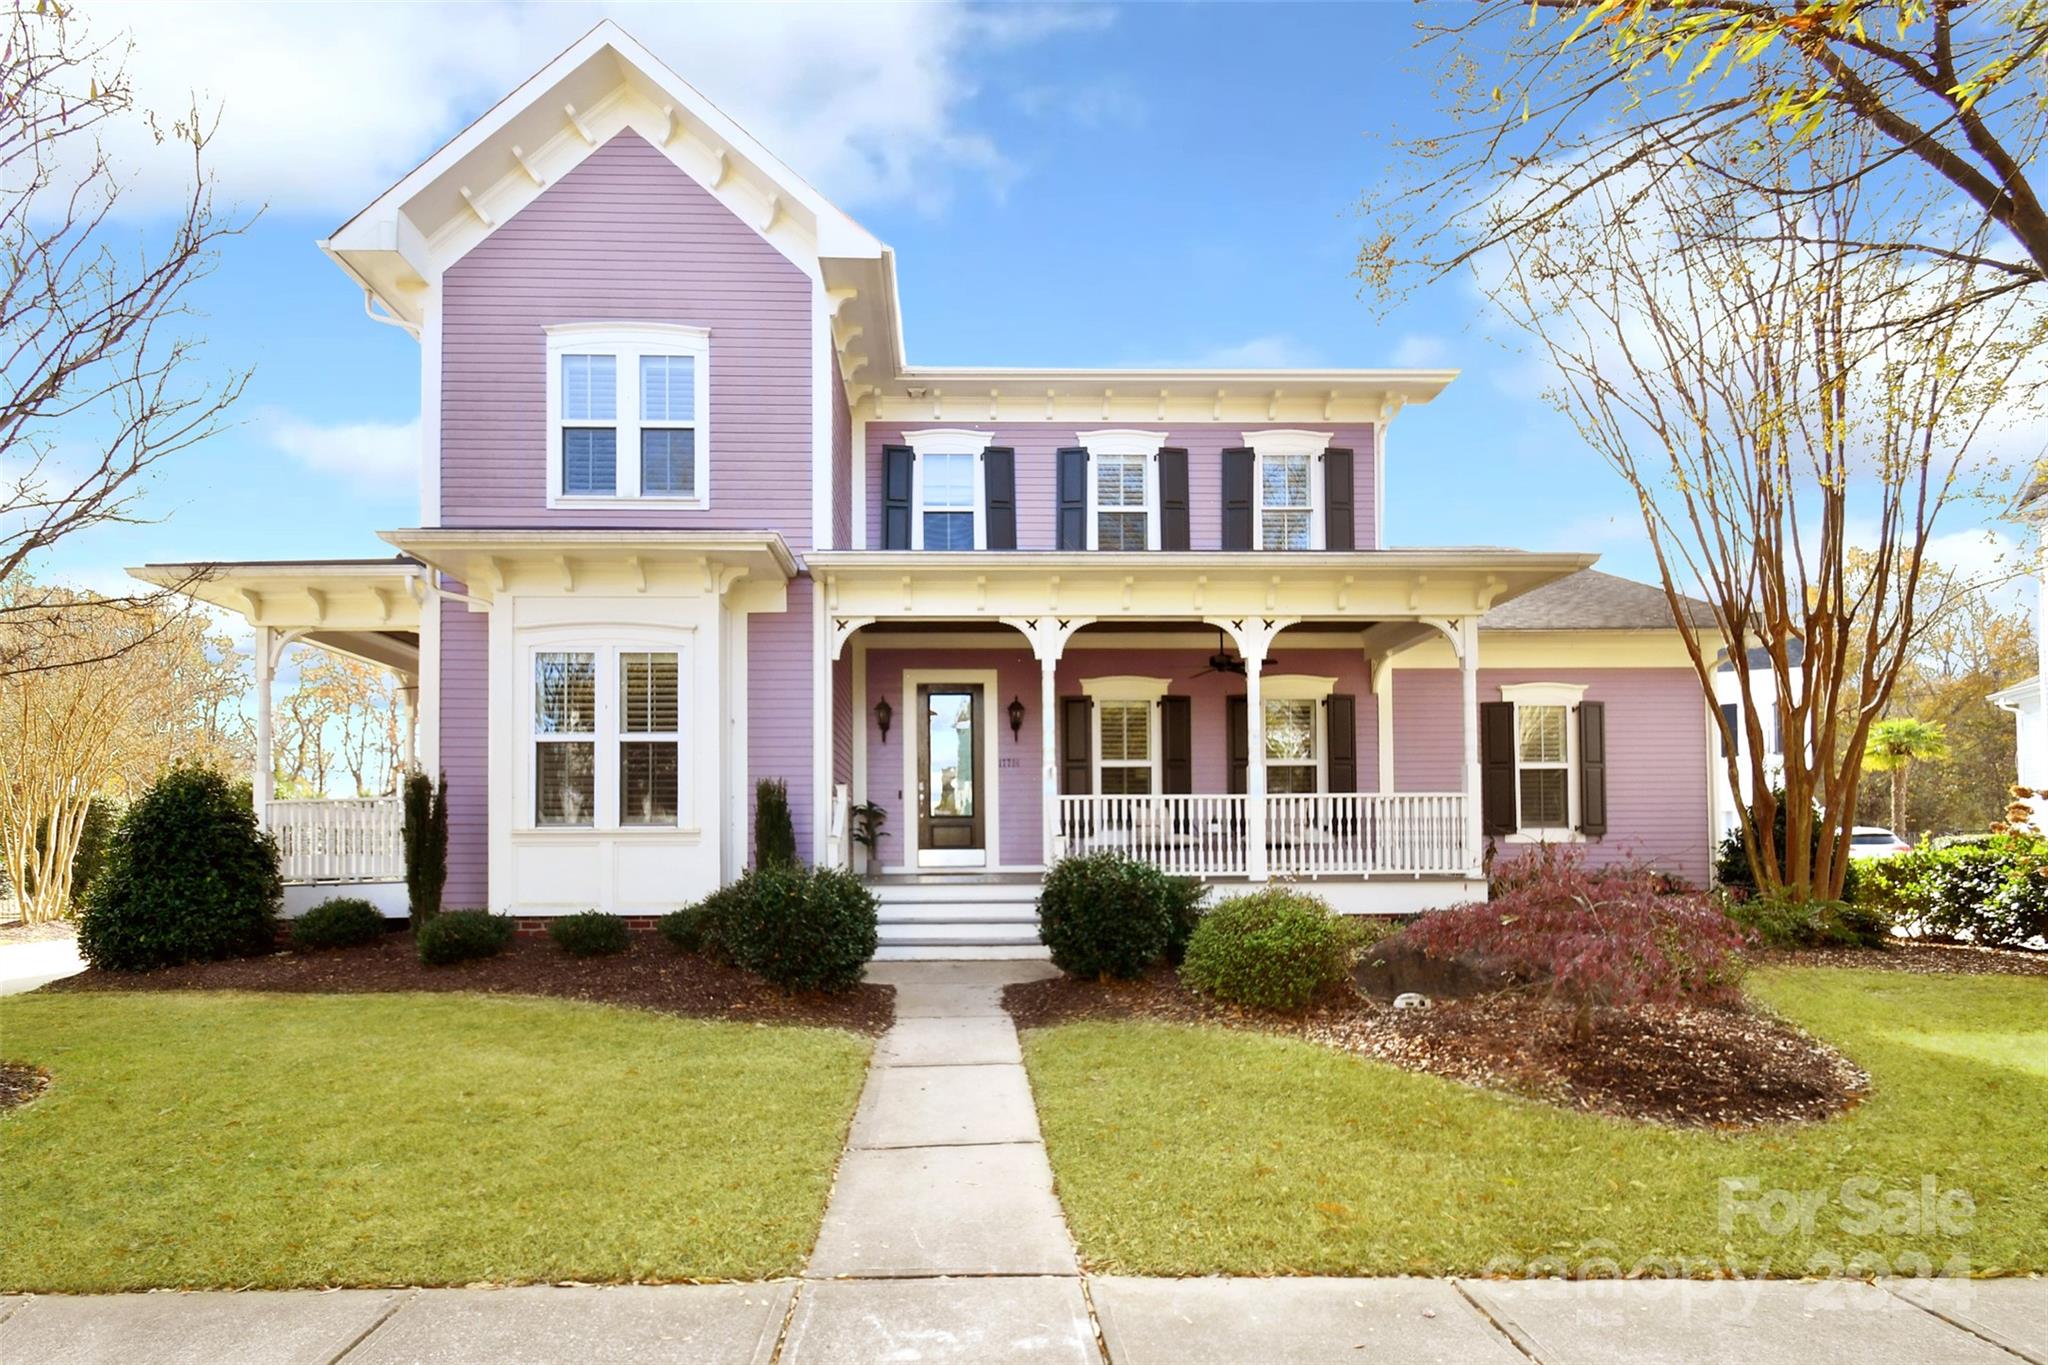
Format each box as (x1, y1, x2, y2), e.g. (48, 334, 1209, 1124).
(1186, 627, 1273, 679)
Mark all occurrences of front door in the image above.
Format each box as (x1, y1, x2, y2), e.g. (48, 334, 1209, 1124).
(917, 683, 985, 865)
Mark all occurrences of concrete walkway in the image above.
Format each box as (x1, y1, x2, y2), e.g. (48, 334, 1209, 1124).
(3, 961, 2044, 1363)
(0, 935, 85, 997)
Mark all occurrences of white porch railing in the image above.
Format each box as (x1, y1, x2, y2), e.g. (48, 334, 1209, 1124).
(267, 797, 405, 884)
(1055, 792, 1470, 879)
(1057, 794, 1251, 876)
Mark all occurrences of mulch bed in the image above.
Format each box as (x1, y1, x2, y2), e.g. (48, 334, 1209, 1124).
(0, 1061, 51, 1112)
(41, 931, 894, 1035)
(1756, 940, 2048, 978)
(1004, 972, 1865, 1129)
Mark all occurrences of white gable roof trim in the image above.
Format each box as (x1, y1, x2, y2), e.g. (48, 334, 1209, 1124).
(322, 21, 883, 322)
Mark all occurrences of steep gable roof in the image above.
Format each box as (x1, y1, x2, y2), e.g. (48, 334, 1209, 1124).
(322, 21, 882, 325)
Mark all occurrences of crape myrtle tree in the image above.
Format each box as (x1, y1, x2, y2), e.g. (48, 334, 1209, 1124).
(1467, 143, 2036, 900)
(1, 0, 252, 679)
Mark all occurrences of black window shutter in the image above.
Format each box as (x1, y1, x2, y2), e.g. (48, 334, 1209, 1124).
(1221, 448, 1255, 550)
(984, 447, 1017, 550)
(1324, 448, 1355, 551)
(1226, 695, 1249, 794)
(1326, 694, 1357, 792)
(1577, 701, 1608, 837)
(1161, 695, 1193, 795)
(1158, 448, 1191, 551)
(1480, 700, 1517, 836)
(1059, 696, 1093, 794)
(882, 445, 913, 550)
(1056, 448, 1089, 550)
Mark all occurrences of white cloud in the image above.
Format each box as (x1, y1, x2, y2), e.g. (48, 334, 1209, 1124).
(1391, 332, 1453, 368)
(72, 2, 1105, 220)
(1131, 335, 1324, 369)
(259, 408, 419, 495)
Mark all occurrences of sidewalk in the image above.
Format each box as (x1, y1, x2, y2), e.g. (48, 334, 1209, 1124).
(2, 961, 2043, 1364)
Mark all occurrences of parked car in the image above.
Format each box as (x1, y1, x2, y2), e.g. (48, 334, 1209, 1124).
(1849, 826, 1911, 859)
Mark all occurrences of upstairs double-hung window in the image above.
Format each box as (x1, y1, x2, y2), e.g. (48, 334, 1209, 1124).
(547, 324, 709, 506)
(920, 453, 978, 550)
(1095, 455, 1149, 550)
(1260, 454, 1313, 550)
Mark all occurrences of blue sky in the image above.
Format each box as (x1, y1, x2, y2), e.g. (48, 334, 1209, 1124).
(39, 0, 2024, 598)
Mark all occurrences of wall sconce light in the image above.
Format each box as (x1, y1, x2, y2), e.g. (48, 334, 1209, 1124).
(874, 697, 893, 744)
(1007, 695, 1026, 741)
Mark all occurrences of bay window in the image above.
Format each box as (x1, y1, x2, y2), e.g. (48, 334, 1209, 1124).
(547, 323, 709, 506)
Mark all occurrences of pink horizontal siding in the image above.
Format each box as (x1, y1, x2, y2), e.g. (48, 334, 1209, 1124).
(1392, 667, 1713, 884)
(864, 423, 1378, 551)
(439, 589, 490, 908)
(748, 579, 814, 862)
(859, 642, 1377, 867)
(440, 131, 815, 547)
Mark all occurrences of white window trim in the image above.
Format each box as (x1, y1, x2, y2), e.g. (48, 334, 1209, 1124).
(1259, 674, 1336, 794)
(902, 428, 993, 551)
(1499, 681, 1588, 843)
(545, 322, 710, 509)
(1244, 429, 1330, 551)
(522, 635, 692, 834)
(1079, 431, 1166, 552)
(1081, 676, 1171, 800)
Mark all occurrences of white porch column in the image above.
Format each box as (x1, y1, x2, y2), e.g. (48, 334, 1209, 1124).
(1372, 658, 1395, 794)
(812, 578, 833, 866)
(1459, 615, 1483, 876)
(1003, 615, 1088, 868)
(254, 625, 276, 825)
(400, 676, 420, 772)
(1245, 651, 1268, 881)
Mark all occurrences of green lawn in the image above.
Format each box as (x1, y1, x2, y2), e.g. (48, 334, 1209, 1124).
(0, 992, 871, 1291)
(1022, 967, 2048, 1277)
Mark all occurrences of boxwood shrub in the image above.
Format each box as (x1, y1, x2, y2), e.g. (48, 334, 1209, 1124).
(1858, 834, 2047, 949)
(1037, 852, 1181, 980)
(1725, 895, 1891, 950)
(416, 909, 516, 966)
(1179, 888, 1351, 1012)
(715, 865, 878, 992)
(548, 910, 629, 957)
(78, 765, 282, 971)
(658, 903, 718, 954)
(290, 897, 387, 951)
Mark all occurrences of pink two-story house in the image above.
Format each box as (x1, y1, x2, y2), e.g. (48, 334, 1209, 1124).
(138, 24, 1726, 957)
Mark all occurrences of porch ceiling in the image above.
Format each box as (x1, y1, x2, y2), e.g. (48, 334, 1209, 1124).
(131, 558, 427, 678)
(806, 549, 1596, 625)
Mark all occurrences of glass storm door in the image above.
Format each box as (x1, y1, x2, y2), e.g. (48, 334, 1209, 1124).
(917, 684, 985, 863)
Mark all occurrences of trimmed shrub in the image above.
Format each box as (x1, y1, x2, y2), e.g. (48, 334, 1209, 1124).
(290, 897, 387, 951)
(416, 909, 516, 966)
(1403, 848, 1749, 1009)
(548, 910, 629, 957)
(1036, 853, 1179, 980)
(754, 778, 798, 868)
(1715, 795, 1861, 902)
(1858, 834, 2048, 949)
(1180, 888, 1350, 1012)
(1341, 915, 1408, 953)
(78, 766, 283, 971)
(1726, 895, 1891, 950)
(717, 865, 878, 992)
(402, 770, 449, 930)
(658, 904, 719, 954)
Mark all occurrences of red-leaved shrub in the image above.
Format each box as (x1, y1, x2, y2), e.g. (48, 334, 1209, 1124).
(1404, 846, 1748, 1011)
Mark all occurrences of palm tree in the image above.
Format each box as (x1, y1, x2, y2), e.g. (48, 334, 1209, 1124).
(1862, 718, 1951, 839)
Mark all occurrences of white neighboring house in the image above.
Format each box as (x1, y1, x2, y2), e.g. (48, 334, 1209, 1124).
(1993, 469, 2047, 828)
(1712, 641, 1800, 837)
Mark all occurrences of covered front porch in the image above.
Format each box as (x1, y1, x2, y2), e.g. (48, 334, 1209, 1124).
(809, 549, 1591, 922)
(133, 558, 431, 913)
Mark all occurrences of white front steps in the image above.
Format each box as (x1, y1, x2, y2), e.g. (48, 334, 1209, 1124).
(870, 875, 1045, 960)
